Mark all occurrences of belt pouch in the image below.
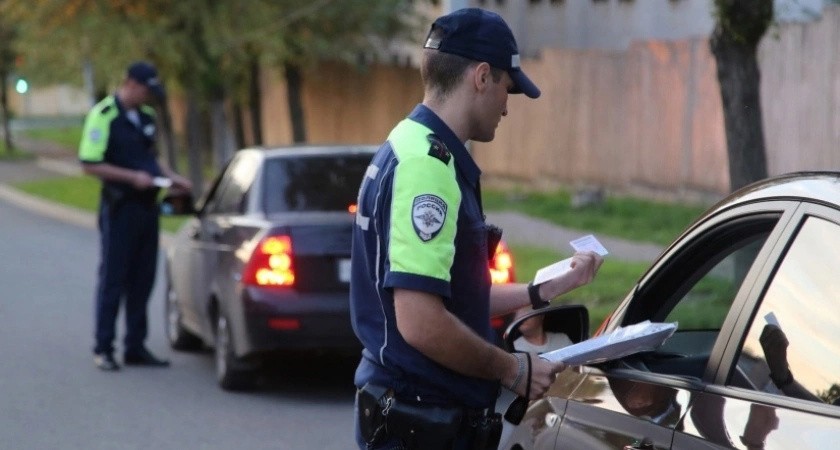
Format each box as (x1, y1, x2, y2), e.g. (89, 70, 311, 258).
(357, 383, 390, 445)
(387, 399, 463, 449)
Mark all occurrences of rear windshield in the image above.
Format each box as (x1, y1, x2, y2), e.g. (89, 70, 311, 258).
(263, 154, 372, 213)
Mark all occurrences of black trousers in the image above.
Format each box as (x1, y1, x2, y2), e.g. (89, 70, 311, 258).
(93, 199, 159, 355)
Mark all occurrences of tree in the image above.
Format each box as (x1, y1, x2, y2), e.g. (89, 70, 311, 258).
(710, 0, 773, 192)
(0, 20, 17, 154)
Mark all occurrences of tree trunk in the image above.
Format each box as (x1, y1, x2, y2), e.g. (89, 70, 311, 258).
(232, 102, 245, 150)
(710, 0, 773, 192)
(248, 55, 263, 145)
(210, 95, 236, 170)
(157, 99, 179, 173)
(0, 69, 12, 153)
(284, 62, 306, 143)
(185, 93, 206, 198)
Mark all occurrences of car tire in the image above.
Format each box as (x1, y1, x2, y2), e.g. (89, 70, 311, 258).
(164, 277, 203, 351)
(215, 314, 258, 391)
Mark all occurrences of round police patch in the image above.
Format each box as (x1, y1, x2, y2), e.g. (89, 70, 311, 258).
(89, 128, 101, 143)
(412, 194, 447, 242)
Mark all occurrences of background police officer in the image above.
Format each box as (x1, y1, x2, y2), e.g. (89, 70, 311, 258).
(350, 8, 603, 449)
(79, 61, 191, 371)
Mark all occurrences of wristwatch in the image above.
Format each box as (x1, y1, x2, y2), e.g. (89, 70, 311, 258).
(527, 282, 551, 309)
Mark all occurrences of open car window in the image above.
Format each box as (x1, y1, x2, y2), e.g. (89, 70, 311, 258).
(617, 213, 781, 380)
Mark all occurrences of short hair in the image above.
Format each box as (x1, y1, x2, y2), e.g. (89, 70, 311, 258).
(420, 27, 505, 101)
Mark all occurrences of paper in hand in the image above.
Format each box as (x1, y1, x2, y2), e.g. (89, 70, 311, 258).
(570, 234, 609, 256)
(153, 177, 173, 188)
(764, 312, 781, 328)
(533, 258, 573, 285)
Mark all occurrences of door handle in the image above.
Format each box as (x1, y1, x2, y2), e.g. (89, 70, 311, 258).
(623, 438, 654, 450)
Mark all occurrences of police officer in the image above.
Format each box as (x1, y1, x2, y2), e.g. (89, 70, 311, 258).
(350, 8, 603, 449)
(79, 61, 191, 371)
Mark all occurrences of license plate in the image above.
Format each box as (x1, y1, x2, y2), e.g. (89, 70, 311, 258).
(338, 259, 352, 283)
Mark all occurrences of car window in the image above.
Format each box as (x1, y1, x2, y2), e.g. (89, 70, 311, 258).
(263, 154, 371, 213)
(620, 214, 779, 379)
(734, 215, 840, 406)
(207, 155, 258, 215)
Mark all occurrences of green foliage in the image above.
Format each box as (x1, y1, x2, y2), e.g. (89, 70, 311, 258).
(483, 189, 707, 247)
(713, 0, 774, 47)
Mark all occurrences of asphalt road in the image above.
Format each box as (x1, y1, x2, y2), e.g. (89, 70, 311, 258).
(0, 198, 358, 450)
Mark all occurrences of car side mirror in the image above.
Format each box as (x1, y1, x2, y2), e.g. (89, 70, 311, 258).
(502, 304, 590, 353)
(501, 304, 589, 425)
(160, 192, 196, 216)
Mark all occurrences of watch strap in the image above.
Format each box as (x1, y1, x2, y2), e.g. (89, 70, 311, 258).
(527, 282, 550, 309)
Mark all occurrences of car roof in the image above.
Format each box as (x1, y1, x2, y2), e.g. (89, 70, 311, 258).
(236, 144, 378, 159)
(704, 171, 840, 217)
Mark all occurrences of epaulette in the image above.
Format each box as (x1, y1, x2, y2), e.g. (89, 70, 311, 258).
(426, 134, 451, 165)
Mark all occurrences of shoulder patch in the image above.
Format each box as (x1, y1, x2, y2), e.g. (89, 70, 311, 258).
(412, 194, 448, 242)
(426, 134, 451, 165)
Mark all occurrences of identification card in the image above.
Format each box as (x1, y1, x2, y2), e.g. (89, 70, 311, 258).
(570, 234, 609, 256)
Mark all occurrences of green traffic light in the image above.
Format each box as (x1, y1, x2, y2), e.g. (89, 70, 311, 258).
(15, 78, 28, 94)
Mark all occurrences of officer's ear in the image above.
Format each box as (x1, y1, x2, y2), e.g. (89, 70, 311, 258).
(473, 62, 492, 92)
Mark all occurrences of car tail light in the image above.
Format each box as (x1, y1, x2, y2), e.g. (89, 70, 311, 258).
(490, 317, 506, 329)
(490, 241, 514, 284)
(242, 235, 295, 287)
(348, 204, 358, 213)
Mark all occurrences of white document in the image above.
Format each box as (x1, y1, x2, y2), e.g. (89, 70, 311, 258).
(533, 257, 573, 285)
(532, 235, 609, 286)
(539, 321, 677, 366)
(153, 177, 173, 188)
(570, 234, 609, 256)
(764, 312, 780, 328)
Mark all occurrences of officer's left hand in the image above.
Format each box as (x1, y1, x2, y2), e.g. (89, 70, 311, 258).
(170, 175, 193, 193)
(541, 251, 603, 299)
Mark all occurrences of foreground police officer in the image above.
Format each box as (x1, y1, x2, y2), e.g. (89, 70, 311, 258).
(79, 61, 191, 371)
(350, 8, 603, 449)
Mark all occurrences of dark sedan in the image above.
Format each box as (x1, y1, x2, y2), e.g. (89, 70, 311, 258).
(164, 145, 517, 391)
(501, 171, 840, 449)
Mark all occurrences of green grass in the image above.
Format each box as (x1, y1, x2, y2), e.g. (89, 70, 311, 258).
(484, 189, 708, 247)
(509, 244, 650, 330)
(0, 147, 36, 161)
(23, 127, 83, 149)
(14, 175, 189, 233)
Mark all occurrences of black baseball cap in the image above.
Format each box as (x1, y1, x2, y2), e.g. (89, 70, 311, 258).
(424, 8, 540, 99)
(127, 61, 165, 99)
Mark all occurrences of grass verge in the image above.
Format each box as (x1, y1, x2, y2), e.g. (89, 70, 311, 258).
(483, 189, 708, 247)
(510, 245, 648, 330)
(14, 175, 188, 233)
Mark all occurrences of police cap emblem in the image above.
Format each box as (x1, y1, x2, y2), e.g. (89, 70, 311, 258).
(412, 194, 447, 242)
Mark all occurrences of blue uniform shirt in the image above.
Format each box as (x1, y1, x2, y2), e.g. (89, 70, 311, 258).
(350, 104, 497, 408)
(79, 94, 163, 195)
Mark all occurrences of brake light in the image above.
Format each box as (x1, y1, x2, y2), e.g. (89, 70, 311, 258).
(490, 241, 514, 284)
(242, 235, 295, 287)
(490, 317, 506, 329)
(348, 204, 358, 213)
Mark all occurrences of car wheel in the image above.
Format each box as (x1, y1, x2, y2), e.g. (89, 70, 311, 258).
(164, 277, 202, 351)
(215, 314, 258, 391)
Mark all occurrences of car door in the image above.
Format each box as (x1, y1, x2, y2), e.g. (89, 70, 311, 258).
(549, 202, 799, 450)
(676, 203, 840, 448)
(188, 154, 258, 335)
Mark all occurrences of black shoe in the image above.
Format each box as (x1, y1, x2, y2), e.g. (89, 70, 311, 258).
(123, 348, 170, 367)
(94, 352, 120, 371)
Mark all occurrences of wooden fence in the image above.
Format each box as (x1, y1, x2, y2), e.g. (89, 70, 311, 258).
(170, 5, 840, 203)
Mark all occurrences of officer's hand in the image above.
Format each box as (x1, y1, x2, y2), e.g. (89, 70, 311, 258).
(760, 324, 790, 381)
(511, 353, 566, 400)
(170, 174, 193, 192)
(541, 251, 603, 299)
(131, 170, 154, 190)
